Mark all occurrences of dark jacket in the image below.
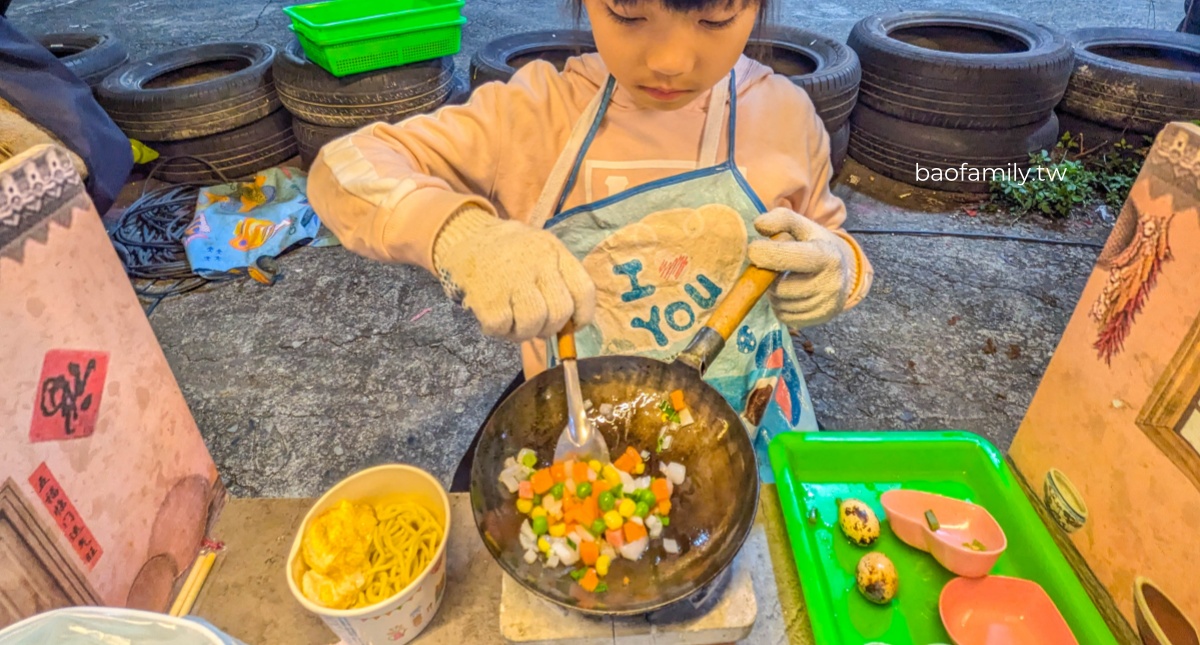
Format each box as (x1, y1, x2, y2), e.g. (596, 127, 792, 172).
(0, 17, 131, 214)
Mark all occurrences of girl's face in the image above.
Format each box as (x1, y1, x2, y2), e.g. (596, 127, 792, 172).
(583, 0, 759, 111)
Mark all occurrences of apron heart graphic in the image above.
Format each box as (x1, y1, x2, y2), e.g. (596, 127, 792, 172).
(581, 204, 747, 354)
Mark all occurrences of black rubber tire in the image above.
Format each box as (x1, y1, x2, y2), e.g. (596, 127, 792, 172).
(847, 10, 1074, 130)
(847, 102, 1060, 193)
(1055, 109, 1153, 154)
(829, 122, 850, 177)
(745, 26, 861, 133)
(274, 38, 455, 128)
(1058, 28, 1200, 136)
(446, 74, 472, 106)
(37, 31, 130, 87)
(470, 30, 596, 88)
(146, 109, 297, 184)
(97, 42, 280, 142)
(294, 119, 356, 171)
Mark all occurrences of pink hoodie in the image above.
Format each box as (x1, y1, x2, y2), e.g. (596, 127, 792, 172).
(306, 51, 873, 328)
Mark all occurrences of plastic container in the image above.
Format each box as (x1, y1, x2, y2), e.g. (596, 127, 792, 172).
(768, 431, 1118, 645)
(880, 489, 1007, 578)
(940, 576, 1079, 645)
(283, 0, 466, 77)
(286, 464, 451, 645)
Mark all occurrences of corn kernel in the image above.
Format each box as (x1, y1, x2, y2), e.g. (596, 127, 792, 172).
(588, 460, 603, 472)
(601, 465, 622, 486)
(634, 463, 645, 475)
(530, 507, 547, 519)
(596, 555, 612, 577)
(538, 537, 551, 553)
(604, 511, 623, 530)
(517, 499, 533, 514)
(618, 498, 636, 518)
(549, 523, 567, 537)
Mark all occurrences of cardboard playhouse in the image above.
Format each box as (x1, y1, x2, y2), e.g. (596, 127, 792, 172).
(1009, 120, 1200, 644)
(0, 144, 222, 627)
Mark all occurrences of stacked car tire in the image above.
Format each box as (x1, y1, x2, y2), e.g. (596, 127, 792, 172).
(37, 31, 130, 93)
(745, 26, 861, 177)
(274, 38, 466, 170)
(846, 11, 1076, 193)
(1056, 27, 1200, 152)
(97, 42, 296, 184)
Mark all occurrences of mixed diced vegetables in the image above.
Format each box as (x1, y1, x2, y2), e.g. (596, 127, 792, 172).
(497, 394, 692, 595)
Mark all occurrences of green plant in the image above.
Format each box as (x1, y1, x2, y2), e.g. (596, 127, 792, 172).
(988, 131, 1148, 219)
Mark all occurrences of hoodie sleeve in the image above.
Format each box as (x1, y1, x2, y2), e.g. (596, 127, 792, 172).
(769, 80, 874, 309)
(305, 62, 574, 273)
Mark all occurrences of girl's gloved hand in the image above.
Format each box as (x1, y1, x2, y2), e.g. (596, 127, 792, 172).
(748, 208, 857, 329)
(433, 207, 596, 342)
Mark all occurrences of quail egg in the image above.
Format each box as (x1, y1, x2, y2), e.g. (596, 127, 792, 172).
(856, 552, 898, 604)
(838, 498, 881, 546)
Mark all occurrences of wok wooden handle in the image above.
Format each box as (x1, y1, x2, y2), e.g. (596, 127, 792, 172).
(706, 265, 779, 341)
(557, 320, 577, 361)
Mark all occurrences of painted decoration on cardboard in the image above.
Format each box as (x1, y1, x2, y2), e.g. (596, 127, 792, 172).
(29, 349, 109, 442)
(1010, 122, 1200, 643)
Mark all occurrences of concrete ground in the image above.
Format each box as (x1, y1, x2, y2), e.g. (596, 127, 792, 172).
(7, 0, 1182, 497)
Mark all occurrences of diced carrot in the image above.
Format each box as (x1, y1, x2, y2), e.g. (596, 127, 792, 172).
(578, 496, 599, 525)
(563, 494, 578, 512)
(651, 478, 670, 502)
(572, 462, 590, 483)
(551, 462, 567, 483)
(670, 389, 686, 411)
(580, 541, 600, 566)
(656, 500, 672, 515)
(613, 446, 641, 473)
(594, 480, 611, 496)
(624, 521, 648, 543)
(606, 529, 625, 548)
(566, 523, 579, 536)
(531, 469, 554, 495)
(518, 480, 534, 500)
(580, 569, 599, 592)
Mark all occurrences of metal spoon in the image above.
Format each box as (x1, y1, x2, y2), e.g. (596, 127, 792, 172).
(553, 320, 610, 464)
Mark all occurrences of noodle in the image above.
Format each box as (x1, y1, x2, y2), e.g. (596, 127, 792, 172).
(351, 500, 443, 609)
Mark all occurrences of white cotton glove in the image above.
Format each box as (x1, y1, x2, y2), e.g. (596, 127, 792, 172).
(432, 207, 596, 342)
(748, 207, 858, 329)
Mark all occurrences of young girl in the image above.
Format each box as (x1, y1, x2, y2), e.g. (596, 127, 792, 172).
(307, 0, 874, 490)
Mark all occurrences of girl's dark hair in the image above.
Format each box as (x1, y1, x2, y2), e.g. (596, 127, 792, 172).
(568, 0, 774, 31)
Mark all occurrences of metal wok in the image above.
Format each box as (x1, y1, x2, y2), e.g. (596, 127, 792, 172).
(470, 266, 776, 615)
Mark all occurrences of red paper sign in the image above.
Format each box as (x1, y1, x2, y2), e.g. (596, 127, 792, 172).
(29, 349, 109, 442)
(28, 462, 103, 569)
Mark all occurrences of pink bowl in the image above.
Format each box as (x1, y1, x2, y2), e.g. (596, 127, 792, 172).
(880, 489, 1006, 577)
(940, 575, 1079, 645)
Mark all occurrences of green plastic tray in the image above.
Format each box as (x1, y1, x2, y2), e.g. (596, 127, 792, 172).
(283, 0, 466, 77)
(768, 431, 1118, 645)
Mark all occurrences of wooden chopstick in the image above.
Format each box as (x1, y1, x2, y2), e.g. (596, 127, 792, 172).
(169, 550, 217, 617)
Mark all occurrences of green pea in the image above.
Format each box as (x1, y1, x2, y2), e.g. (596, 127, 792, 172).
(576, 482, 593, 498)
(521, 451, 538, 468)
(598, 491, 616, 512)
(570, 568, 586, 581)
(595, 582, 609, 593)
(635, 501, 651, 518)
(531, 516, 548, 536)
(611, 484, 624, 498)
(638, 489, 657, 506)
(661, 516, 670, 527)
(533, 494, 543, 506)
(590, 519, 607, 536)
(550, 483, 565, 500)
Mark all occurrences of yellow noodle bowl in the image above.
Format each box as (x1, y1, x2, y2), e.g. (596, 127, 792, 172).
(300, 499, 443, 610)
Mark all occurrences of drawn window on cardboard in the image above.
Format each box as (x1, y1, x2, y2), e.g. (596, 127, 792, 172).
(1136, 313, 1200, 492)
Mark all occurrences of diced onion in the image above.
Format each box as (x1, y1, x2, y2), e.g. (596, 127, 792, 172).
(663, 538, 680, 554)
(553, 542, 579, 566)
(646, 515, 663, 539)
(620, 537, 648, 561)
(660, 462, 686, 486)
(520, 519, 535, 542)
(519, 532, 535, 551)
(600, 403, 614, 416)
(619, 470, 636, 491)
(524, 549, 538, 564)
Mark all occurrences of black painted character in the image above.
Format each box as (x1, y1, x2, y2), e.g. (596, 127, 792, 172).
(39, 359, 96, 435)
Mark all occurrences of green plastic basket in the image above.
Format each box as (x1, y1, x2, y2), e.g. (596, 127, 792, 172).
(283, 0, 467, 77)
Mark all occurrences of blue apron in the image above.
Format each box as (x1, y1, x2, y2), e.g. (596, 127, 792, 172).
(527, 69, 818, 481)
